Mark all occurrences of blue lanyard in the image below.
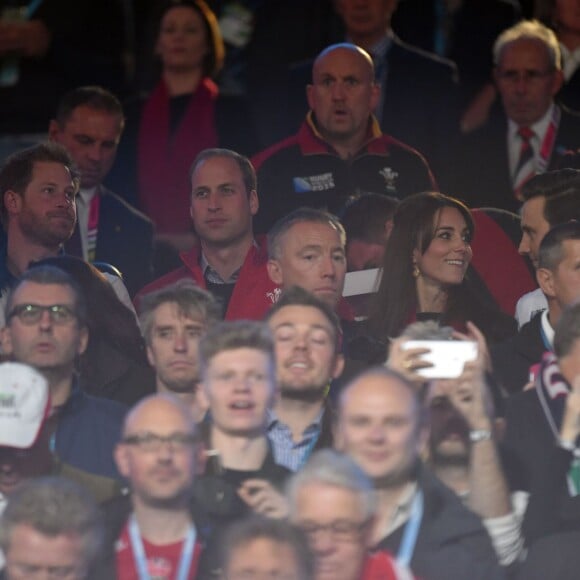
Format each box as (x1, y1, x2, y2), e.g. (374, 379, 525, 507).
(396, 490, 424, 568)
(128, 514, 197, 580)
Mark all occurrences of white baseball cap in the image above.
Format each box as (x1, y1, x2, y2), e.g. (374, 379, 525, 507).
(0, 362, 50, 449)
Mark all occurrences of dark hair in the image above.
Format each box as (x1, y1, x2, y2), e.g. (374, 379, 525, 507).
(265, 285, 341, 352)
(268, 207, 346, 260)
(340, 193, 399, 245)
(27, 257, 147, 365)
(0, 142, 79, 226)
(521, 169, 580, 226)
(6, 264, 87, 327)
(554, 301, 580, 358)
(189, 148, 256, 196)
(139, 279, 221, 345)
(55, 86, 124, 127)
(156, 0, 224, 78)
(221, 516, 315, 580)
(538, 221, 580, 270)
(367, 192, 474, 340)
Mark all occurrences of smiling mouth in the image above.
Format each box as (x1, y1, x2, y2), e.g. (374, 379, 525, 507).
(230, 401, 255, 410)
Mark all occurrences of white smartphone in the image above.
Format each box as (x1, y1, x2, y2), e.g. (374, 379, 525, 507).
(401, 340, 478, 379)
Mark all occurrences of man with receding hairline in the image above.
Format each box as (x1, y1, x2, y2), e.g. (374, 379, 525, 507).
(100, 394, 204, 579)
(335, 366, 503, 579)
(252, 43, 435, 234)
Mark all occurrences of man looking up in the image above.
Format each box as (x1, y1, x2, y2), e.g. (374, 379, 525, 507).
(48, 86, 154, 296)
(108, 394, 202, 580)
(335, 367, 503, 579)
(138, 280, 221, 422)
(137, 148, 279, 319)
(252, 43, 435, 233)
(265, 286, 344, 471)
(0, 142, 78, 325)
(1, 265, 126, 480)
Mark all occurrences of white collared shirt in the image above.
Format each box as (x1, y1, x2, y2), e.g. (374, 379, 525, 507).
(76, 186, 98, 260)
(508, 104, 555, 178)
(540, 308, 554, 349)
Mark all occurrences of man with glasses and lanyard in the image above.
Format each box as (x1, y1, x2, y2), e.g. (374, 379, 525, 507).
(1, 264, 127, 481)
(335, 366, 503, 580)
(102, 394, 203, 580)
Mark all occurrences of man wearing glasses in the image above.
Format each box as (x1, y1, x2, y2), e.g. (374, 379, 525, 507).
(1, 265, 127, 481)
(451, 19, 580, 212)
(102, 394, 204, 580)
(288, 449, 411, 580)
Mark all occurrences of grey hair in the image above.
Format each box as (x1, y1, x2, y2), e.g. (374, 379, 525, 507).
(267, 207, 346, 260)
(221, 516, 315, 580)
(286, 449, 376, 521)
(0, 477, 104, 569)
(493, 19, 561, 70)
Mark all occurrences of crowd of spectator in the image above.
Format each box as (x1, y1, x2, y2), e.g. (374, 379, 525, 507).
(0, 1, 579, 579)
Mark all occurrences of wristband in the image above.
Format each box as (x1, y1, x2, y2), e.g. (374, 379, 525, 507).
(558, 438, 576, 452)
(469, 429, 492, 443)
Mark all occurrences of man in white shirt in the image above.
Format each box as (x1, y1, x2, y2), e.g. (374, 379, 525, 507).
(453, 20, 580, 212)
(515, 168, 580, 327)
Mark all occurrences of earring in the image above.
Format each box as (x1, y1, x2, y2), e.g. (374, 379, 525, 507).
(413, 264, 421, 278)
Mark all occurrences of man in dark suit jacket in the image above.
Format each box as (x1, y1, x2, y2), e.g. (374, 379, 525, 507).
(451, 20, 580, 212)
(49, 86, 154, 296)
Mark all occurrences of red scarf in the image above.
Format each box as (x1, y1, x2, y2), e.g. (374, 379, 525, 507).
(137, 77, 219, 234)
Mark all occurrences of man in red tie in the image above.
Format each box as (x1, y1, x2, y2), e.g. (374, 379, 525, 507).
(450, 20, 580, 213)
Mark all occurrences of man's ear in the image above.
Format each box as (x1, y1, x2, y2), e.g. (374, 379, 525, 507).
(332, 353, 345, 379)
(1, 326, 13, 356)
(536, 267, 555, 299)
(249, 189, 259, 216)
(267, 259, 283, 285)
(114, 443, 130, 478)
(77, 326, 89, 356)
(4, 190, 21, 217)
(48, 119, 60, 141)
(146, 345, 155, 368)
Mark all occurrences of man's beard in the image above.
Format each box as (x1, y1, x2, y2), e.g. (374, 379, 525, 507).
(280, 382, 327, 403)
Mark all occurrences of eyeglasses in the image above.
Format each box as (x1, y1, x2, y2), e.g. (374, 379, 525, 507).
(121, 432, 197, 453)
(8, 304, 77, 326)
(496, 69, 555, 84)
(299, 519, 369, 543)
